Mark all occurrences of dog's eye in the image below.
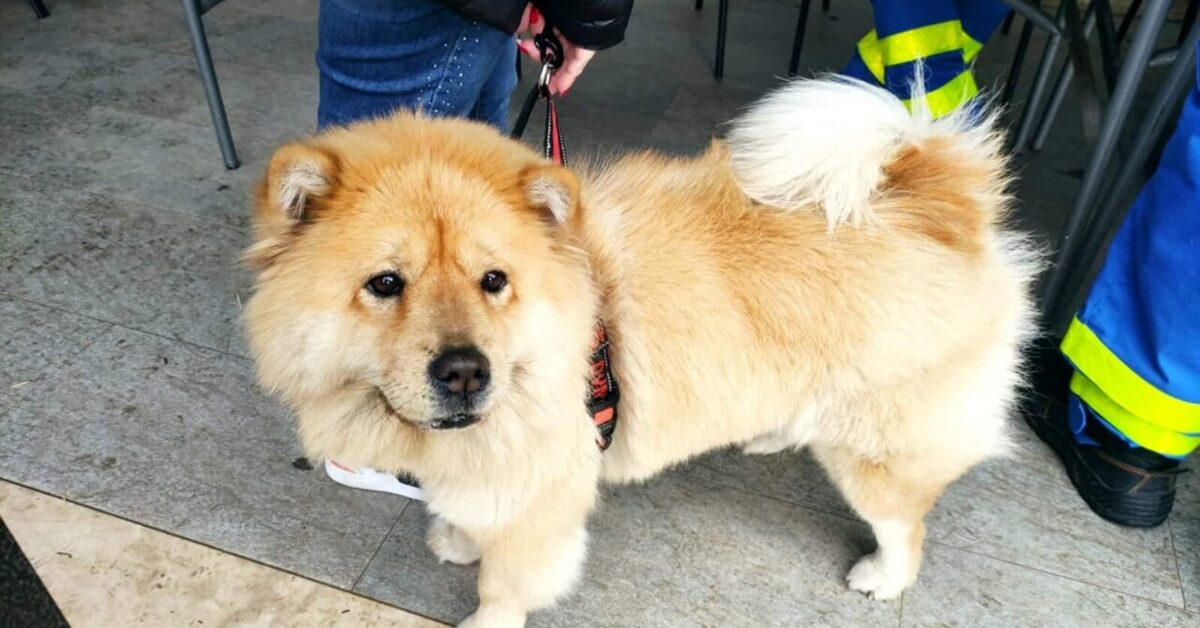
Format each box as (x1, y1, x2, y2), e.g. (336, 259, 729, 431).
(480, 270, 508, 294)
(366, 272, 405, 298)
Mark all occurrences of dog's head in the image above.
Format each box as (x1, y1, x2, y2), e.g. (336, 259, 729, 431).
(243, 114, 594, 434)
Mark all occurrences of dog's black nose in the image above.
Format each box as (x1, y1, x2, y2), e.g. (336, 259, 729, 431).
(429, 347, 490, 398)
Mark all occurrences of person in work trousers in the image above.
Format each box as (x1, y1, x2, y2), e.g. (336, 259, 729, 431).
(1029, 43, 1200, 528)
(843, 3, 1196, 527)
(842, 0, 1010, 118)
(313, 0, 634, 498)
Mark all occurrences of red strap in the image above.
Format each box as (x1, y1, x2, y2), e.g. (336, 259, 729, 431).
(544, 96, 566, 166)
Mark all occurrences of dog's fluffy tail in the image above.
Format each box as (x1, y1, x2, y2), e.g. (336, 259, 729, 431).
(726, 75, 1008, 228)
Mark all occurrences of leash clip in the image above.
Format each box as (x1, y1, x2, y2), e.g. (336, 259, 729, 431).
(533, 31, 563, 97)
(537, 61, 554, 97)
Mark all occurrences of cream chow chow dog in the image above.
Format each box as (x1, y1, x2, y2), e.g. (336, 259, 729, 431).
(244, 77, 1037, 627)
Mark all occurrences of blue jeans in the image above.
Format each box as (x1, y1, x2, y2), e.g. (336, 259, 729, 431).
(317, 0, 518, 131)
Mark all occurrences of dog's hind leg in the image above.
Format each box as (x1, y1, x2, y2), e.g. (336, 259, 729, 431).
(812, 443, 961, 600)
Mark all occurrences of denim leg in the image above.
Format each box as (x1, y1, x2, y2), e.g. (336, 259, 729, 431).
(316, 0, 516, 130)
(472, 36, 518, 130)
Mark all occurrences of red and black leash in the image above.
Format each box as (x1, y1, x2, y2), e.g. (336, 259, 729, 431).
(511, 31, 567, 166)
(510, 32, 618, 451)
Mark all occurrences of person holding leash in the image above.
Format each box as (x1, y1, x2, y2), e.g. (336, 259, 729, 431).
(316, 0, 633, 131)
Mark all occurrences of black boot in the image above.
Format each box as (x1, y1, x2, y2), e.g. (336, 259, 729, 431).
(1023, 338, 1188, 528)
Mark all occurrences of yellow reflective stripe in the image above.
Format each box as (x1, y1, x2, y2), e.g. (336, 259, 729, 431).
(857, 22, 980, 86)
(1061, 316, 1200, 429)
(963, 34, 983, 63)
(857, 30, 886, 84)
(878, 20, 965, 67)
(1070, 371, 1200, 457)
(902, 70, 978, 118)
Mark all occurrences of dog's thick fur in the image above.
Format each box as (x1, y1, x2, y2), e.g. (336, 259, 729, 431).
(244, 78, 1037, 627)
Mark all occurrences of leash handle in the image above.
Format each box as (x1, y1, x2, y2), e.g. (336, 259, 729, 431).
(510, 29, 566, 166)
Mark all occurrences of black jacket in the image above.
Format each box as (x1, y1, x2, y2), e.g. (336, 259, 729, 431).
(440, 0, 634, 50)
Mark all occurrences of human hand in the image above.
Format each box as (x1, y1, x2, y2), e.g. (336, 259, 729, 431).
(516, 5, 595, 96)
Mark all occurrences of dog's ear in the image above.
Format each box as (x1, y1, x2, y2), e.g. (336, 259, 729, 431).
(246, 142, 339, 269)
(520, 163, 579, 225)
(260, 142, 339, 224)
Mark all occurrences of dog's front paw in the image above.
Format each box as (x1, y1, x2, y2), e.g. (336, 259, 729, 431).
(846, 552, 906, 600)
(427, 517, 481, 565)
(459, 606, 526, 628)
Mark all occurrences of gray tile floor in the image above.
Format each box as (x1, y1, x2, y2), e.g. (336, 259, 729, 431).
(1, 1, 1196, 625)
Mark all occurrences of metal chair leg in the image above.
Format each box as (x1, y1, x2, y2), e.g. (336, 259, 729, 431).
(1058, 0, 1106, 147)
(1001, 9, 1016, 34)
(181, 0, 239, 170)
(714, 0, 729, 79)
(821, 0, 831, 12)
(1116, 0, 1143, 41)
(788, 0, 813, 77)
(1013, 2, 1067, 149)
(1052, 18, 1199, 327)
(28, 0, 49, 18)
(695, 0, 703, 11)
(1180, 0, 1198, 44)
(1039, 0, 1172, 330)
(1001, 3, 1041, 105)
(1031, 2, 1098, 150)
(1093, 0, 1121, 92)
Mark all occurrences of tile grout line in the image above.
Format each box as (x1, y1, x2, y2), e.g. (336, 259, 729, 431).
(3, 288, 439, 621)
(683, 466, 1197, 613)
(1167, 519, 1191, 611)
(0, 166, 254, 235)
(927, 539, 1197, 614)
(352, 500, 413, 592)
(0, 314, 117, 410)
(0, 478, 447, 624)
(0, 293, 252, 363)
(0, 18, 322, 111)
(679, 465, 864, 524)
